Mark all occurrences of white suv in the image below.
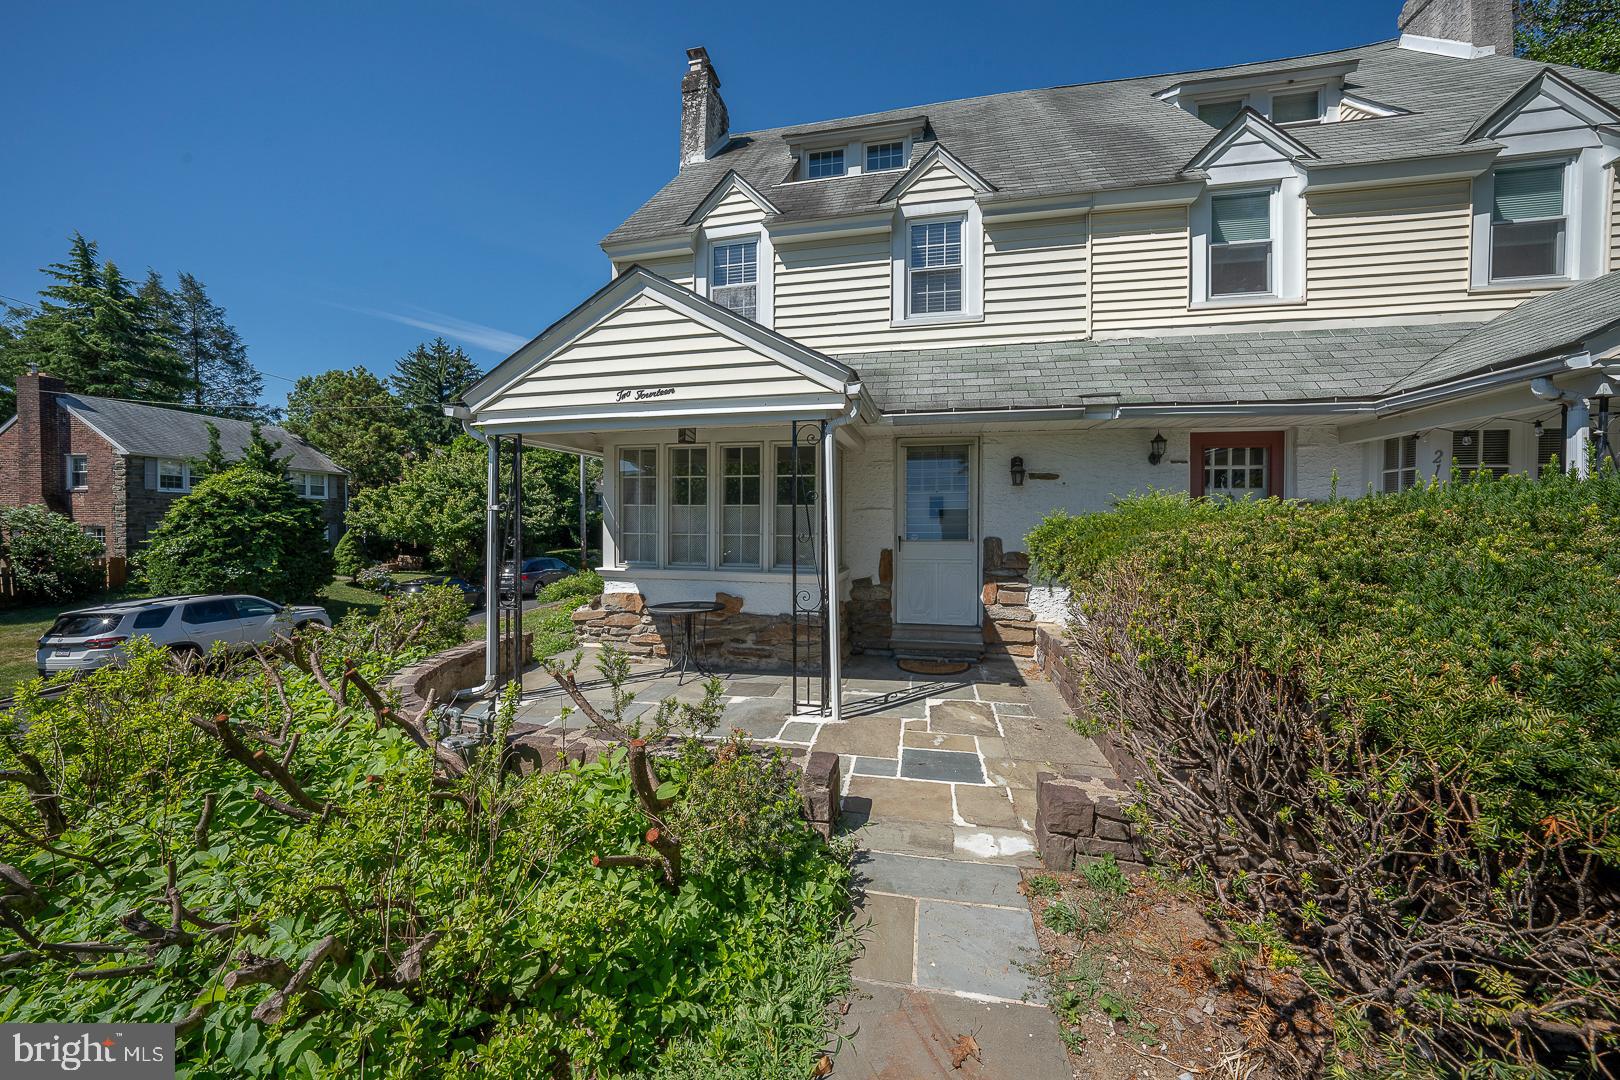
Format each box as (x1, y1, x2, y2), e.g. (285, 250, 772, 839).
(36, 594, 331, 678)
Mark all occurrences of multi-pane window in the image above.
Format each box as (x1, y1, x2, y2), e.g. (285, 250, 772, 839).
(1381, 435, 1418, 492)
(866, 141, 906, 171)
(157, 459, 190, 492)
(1197, 99, 1243, 127)
(720, 446, 762, 568)
(1536, 423, 1565, 477)
(668, 447, 709, 566)
(1452, 429, 1511, 479)
(1491, 164, 1566, 280)
(774, 444, 818, 568)
(618, 448, 657, 565)
(65, 454, 88, 490)
(1271, 90, 1321, 125)
(1209, 191, 1272, 296)
(1202, 446, 1269, 497)
(293, 471, 328, 499)
(82, 524, 105, 548)
(908, 219, 964, 315)
(710, 240, 758, 320)
(806, 148, 845, 179)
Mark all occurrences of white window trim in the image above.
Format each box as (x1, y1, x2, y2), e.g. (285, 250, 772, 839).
(890, 199, 985, 327)
(717, 442, 766, 571)
(615, 445, 660, 569)
(665, 444, 711, 569)
(1471, 151, 1605, 288)
(789, 135, 912, 183)
(1189, 179, 1305, 307)
(157, 459, 192, 493)
(293, 471, 330, 500)
(1182, 83, 1343, 126)
(864, 138, 910, 173)
(694, 224, 774, 328)
(64, 454, 89, 491)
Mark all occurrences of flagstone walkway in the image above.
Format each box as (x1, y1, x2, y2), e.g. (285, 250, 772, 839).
(500, 647, 1116, 1078)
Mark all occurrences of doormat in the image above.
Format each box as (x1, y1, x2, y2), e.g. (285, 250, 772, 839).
(897, 659, 971, 676)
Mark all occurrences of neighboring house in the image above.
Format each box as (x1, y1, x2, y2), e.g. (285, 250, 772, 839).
(0, 369, 348, 558)
(453, 0, 1620, 701)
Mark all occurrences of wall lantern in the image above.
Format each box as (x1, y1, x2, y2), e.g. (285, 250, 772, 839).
(1148, 432, 1167, 466)
(1010, 456, 1026, 486)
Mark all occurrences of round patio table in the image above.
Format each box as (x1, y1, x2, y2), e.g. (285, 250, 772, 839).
(645, 600, 725, 685)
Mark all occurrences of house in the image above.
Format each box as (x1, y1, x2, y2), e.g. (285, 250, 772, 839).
(0, 369, 348, 560)
(452, 0, 1620, 717)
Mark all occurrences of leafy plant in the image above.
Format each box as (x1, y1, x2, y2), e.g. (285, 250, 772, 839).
(0, 504, 104, 601)
(535, 569, 604, 606)
(1078, 855, 1130, 899)
(1042, 900, 1080, 935)
(1026, 873, 1062, 898)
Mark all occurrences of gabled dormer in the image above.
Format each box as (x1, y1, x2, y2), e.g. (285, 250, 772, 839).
(686, 171, 780, 328)
(1156, 58, 1359, 128)
(879, 143, 994, 205)
(781, 116, 927, 182)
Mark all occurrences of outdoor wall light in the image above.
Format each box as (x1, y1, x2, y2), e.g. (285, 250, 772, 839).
(1148, 432, 1167, 465)
(1010, 456, 1025, 486)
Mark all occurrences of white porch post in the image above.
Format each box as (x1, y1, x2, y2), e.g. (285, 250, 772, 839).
(822, 427, 842, 722)
(1566, 398, 1592, 478)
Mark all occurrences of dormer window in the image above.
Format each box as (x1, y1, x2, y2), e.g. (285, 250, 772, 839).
(1198, 100, 1243, 127)
(1490, 163, 1566, 281)
(806, 149, 846, 179)
(710, 239, 759, 320)
(1272, 89, 1322, 125)
(908, 218, 964, 314)
(1209, 191, 1273, 296)
(866, 141, 906, 171)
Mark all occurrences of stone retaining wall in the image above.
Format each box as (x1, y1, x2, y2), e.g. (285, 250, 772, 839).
(1035, 621, 1141, 785)
(572, 589, 833, 670)
(387, 631, 534, 723)
(1035, 770, 1147, 872)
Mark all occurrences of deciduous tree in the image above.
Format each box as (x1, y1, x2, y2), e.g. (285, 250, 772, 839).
(283, 367, 413, 490)
(1518, 0, 1620, 70)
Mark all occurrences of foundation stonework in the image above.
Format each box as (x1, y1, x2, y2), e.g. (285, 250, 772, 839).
(572, 589, 828, 670)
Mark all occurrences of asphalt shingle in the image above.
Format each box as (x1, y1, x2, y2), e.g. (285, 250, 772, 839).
(58, 395, 344, 474)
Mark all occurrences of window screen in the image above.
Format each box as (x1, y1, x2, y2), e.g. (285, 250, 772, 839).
(1209, 191, 1272, 296)
(1271, 90, 1321, 125)
(710, 240, 758, 320)
(1198, 100, 1243, 127)
(908, 219, 964, 315)
(1491, 164, 1565, 280)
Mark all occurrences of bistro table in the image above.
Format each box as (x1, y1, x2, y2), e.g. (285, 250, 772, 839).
(645, 600, 726, 685)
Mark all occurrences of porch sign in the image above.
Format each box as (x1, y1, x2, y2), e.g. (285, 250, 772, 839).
(613, 387, 676, 402)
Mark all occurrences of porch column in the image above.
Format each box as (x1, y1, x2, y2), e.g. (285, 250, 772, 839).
(822, 427, 842, 723)
(1566, 398, 1592, 479)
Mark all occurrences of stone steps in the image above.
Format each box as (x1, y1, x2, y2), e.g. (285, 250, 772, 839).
(888, 623, 987, 662)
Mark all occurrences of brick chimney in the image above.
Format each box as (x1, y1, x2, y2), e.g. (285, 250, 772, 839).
(7, 367, 66, 510)
(1398, 0, 1514, 56)
(680, 46, 729, 169)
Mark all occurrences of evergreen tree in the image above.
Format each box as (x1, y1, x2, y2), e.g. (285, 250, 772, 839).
(391, 337, 481, 448)
(144, 271, 264, 419)
(284, 367, 413, 490)
(1, 233, 189, 403)
(1519, 0, 1620, 70)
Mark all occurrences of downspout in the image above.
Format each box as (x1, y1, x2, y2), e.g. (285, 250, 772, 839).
(821, 391, 862, 723)
(1530, 378, 1590, 479)
(452, 421, 503, 701)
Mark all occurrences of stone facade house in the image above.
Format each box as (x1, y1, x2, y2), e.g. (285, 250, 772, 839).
(0, 369, 348, 560)
(450, 0, 1620, 719)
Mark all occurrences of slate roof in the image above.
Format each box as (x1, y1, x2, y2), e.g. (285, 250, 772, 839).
(1387, 271, 1620, 392)
(604, 40, 1620, 247)
(845, 323, 1481, 413)
(59, 395, 345, 474)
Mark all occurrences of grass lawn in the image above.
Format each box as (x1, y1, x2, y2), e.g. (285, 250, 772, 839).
(0, 586, 153, 700)
(317, 573, 431, 623)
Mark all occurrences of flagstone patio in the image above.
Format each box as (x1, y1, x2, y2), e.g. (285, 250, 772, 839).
(494, 642, 1117, 1077)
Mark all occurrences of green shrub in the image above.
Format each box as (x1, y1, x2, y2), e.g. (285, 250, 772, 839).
(139, 463, 333, 603)
(535, 569, 604, 606)
(331, 528, 366, 578)
(0, 504, 104, 601)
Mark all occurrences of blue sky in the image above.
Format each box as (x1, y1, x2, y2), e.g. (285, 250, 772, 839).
(2, 1, 1394, 408)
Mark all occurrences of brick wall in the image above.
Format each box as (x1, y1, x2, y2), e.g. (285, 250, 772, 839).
(125, 463, 346, 552)
(0, 372, 127, 555)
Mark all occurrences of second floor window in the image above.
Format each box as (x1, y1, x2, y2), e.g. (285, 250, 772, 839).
(806, 149, 845, 179)
(1197, 99, 1243, 127)
(1491, 163, 1565, 281)
(293, 471, 328, 499)
(1209, 191, 1272, 296)
(867, 141, 906, 171)
(710, 240, 758, 320)
(1271, 89, 1321, 125)
(908, 219, 964, 315)
(65, 454, 88, 490)
(157, 459, 190, 492)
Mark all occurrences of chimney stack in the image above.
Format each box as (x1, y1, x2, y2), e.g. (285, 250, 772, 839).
(7, 368, 65, 510)
(680, 47, 729, 169)
(1398, 0, 1514, 56)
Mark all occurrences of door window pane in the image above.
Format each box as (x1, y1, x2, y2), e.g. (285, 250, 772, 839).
(720, 446, 762, 568)
(1202, 446, 1269, 498)
(903, 445, 971, 541)
(618, 448, 657, 565)
(668, 447, 708, 567)
(774, 445, 818, 568)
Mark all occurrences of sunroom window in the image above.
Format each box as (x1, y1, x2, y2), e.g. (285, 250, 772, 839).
(1452, 429, 1511, 479)
(806, 149, 845, 179)
(774, 445, 818, 568)
(1381, 435, 1418, 492)
(668, 447, 709, 567)
(1491, 163, 1566, 281)
(908, 219, 964, 315)
(710, 240, 758, 320)
(618, 449, 657, 565)
(1209, 191, 1272, 296)
(720, 446, 762, 568)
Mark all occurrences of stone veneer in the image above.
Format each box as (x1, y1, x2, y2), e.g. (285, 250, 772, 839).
(571, 589, 831, 670)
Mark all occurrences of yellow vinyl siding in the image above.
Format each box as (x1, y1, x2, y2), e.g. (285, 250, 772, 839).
(1090, 207, 1190, 331)
(1337, 100, 1379, 122)
(479, 295, 828, 416)
(773, 216, 1088, 352)
(629, 255, 695, 290)
(897, 160, 978, 204)
(1609, 166, 1620, 272)
(702, 187, 769, 231)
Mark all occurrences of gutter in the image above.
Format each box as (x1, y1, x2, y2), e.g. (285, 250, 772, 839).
(447, 404, 503, 703)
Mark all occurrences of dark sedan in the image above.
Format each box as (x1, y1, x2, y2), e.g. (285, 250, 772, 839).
(397, 575, 486, 610)
(500, 557, 574, 598)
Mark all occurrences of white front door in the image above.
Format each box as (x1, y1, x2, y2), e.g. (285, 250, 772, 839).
(894, 442, 979, 626)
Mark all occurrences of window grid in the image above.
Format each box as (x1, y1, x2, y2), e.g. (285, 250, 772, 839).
(66, 454, 88, 490)
(720, 446, 762, 568)
(668, 447, 709, 567)
(158, 460, 189, 492)
(710, 240, 759, 320)
(1381, 435, 1418, 492)
(618, 448, 657, 565)
(774, 444, 819, 569)
(82, 524, 105, 547)
(1202, 446, 1269, 496)
(1452, 429, 1512, 480)
(908, 219, 964, 315)
(806, 149, 845, 179)
(866, 141, 905, 171)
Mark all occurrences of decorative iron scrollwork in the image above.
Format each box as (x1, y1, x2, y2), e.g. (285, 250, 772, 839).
(790, 419, 830, 715)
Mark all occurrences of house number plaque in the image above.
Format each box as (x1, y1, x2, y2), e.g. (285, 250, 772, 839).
(615, 387, 676, 402)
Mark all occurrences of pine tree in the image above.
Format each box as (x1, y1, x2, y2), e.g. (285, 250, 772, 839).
(142, 271, 264, 418)
(284, 367, 414, 490)
(392, 338, 481, 449)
